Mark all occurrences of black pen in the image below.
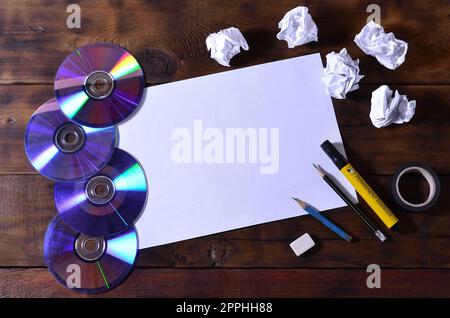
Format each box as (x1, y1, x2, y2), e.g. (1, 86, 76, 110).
(313, 164, 387, 242)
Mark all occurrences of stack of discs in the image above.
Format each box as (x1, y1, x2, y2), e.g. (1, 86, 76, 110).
(24, 43, 147, 293)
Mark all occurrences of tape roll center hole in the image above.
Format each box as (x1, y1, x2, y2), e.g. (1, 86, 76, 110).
(398, 171, 431, 205)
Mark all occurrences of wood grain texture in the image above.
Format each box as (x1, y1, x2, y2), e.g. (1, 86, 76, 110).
(0, 174, 448, 268)
(0, 0, 449, 298)
(0, 0, 448, 85)
(1, 268, 450, 298)
(1, 85, 449, 175)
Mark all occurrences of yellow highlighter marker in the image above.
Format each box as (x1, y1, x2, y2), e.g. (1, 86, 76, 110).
(320, 140, 399, 229)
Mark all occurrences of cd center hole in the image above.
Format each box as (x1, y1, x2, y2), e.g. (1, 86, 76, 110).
(93, 183, 110, 198)
(84, 238, 99, 253)
(93, 79, 108, 92)
(399, 172, 430, 204)
(62, 131, 78, 145)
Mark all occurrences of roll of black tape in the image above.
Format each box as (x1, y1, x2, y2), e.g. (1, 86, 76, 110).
(391, 163, 440, 212)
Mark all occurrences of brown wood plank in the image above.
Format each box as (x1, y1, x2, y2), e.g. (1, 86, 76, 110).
(143, 237, 450, 269)
(1, 85, 449, 175)
(1, 268, 449, 297)
(0, 0, 448, 84)
(1, 174, 448, 268)
(341, 123, 450, 175)
(0, 86, 51, 175)
(0, 0, 449, 298)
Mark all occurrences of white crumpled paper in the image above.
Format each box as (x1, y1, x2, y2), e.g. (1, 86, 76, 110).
(277, 6, 318, 48)
(321, 48, 364, 99)
(370, 85, 416, 128)
(206, 27, 249, 67)
(354, 21, 408, 70)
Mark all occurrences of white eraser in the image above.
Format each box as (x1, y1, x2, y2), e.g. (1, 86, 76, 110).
(290, 233, 315, 256)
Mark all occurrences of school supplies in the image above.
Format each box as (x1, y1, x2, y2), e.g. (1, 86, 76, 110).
(391, 163, 440, 212)
(321, 140, 399, 229)
(290, 233, 316, 256)
(313, 164, 386, 241)
(120, 54, 356, 248)
(292, 197, 352, 242)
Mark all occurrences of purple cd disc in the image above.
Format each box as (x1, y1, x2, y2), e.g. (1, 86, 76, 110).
(54, 148, 147, 236)
(44, 215, 138, 294)
(54, 43, 145, 128)
(24, 99, 116, 182)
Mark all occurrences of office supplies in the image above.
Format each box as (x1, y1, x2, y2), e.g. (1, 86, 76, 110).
(290, 233, 316, 256)
(206, 27, 249, 67)
(313, 164, 386, 242)
(277, 6, 318, 48)
(44, 215, 138, 294)
(24, 99, 116, 182)
(321, 48, 364, 99)
(54, 148, 147, 236)
(354, 21, 408, 70)
(391, 163, 440, 212)
(54, 43, 145, 127)
(321, 140, 399, 229)
(292, 197, 352, 242)
(119, 53, 357, 248)
(370, 85, 416, 128)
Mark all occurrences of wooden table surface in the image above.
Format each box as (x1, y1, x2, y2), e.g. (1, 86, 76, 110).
(0, 0, 449, 298)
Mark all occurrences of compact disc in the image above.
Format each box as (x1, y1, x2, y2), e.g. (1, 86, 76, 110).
(44, 215, 138, 294)
(24, 99, 116, 182)
(54, 148, 147, 236)
(54, 43, 145, 127)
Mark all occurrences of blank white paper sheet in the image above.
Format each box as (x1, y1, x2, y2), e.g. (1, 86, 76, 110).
(119, 53, 356, 249)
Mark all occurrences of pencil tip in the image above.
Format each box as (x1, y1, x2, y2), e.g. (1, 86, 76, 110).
(292, 197, 307, 208)
(312, 163, 325, 176)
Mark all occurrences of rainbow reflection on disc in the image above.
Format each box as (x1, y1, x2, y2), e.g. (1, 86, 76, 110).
(44, 215, 138, 294)
(54, 43, 145, 127)
(54, 148, 147, 236)
(24, 99, 116, 182)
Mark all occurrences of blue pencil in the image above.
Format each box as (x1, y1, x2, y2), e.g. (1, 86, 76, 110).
(292, 197, 352, 242)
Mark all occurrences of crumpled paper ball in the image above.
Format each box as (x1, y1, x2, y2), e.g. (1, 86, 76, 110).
(370, 85, 416, 128)
(354, 21, 408, 70)
(206, 27, 249, 67)
(321, 48, 364, 99)
(276, 6, 318, 48)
